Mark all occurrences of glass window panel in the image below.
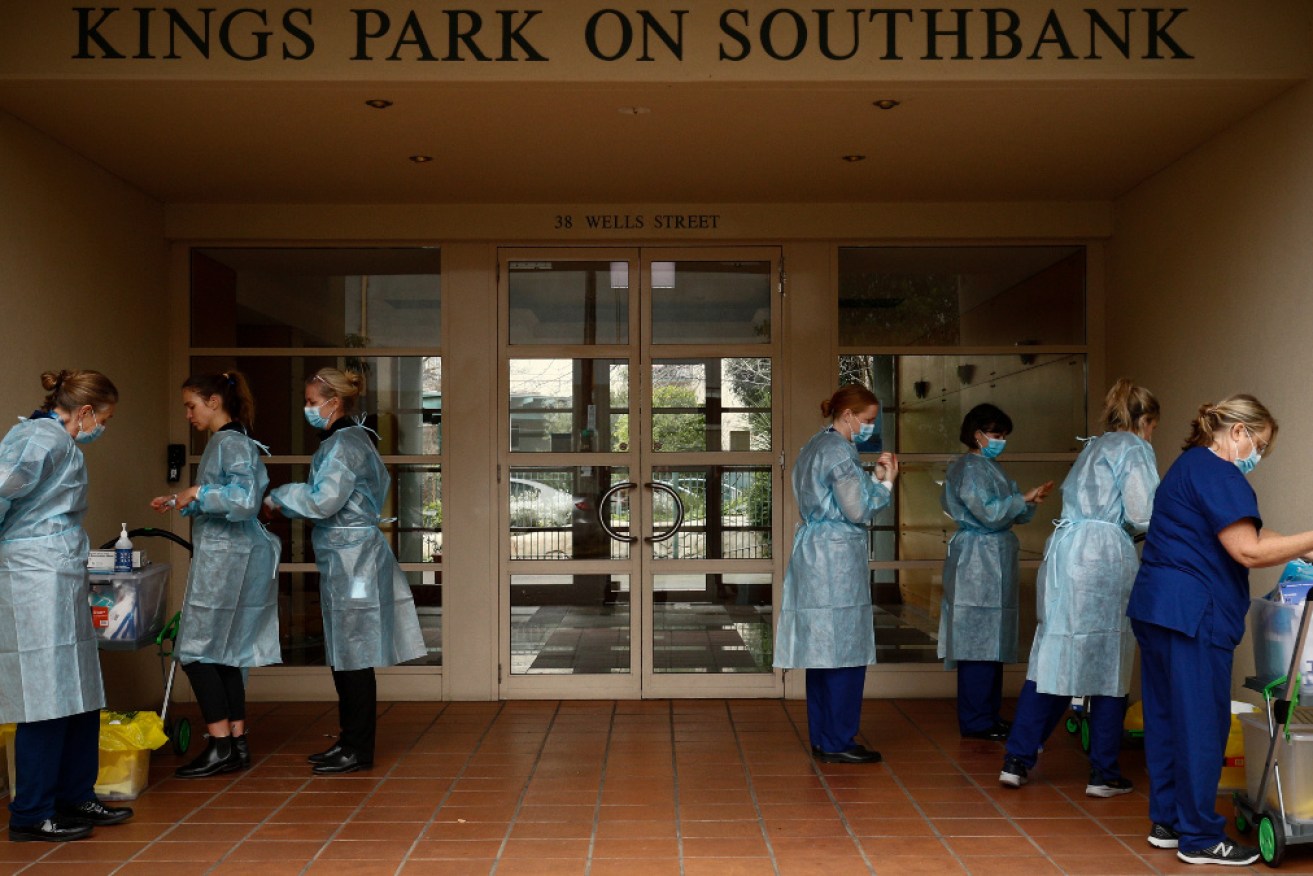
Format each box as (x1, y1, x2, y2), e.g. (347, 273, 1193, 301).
(650, 467, 772, 561)
(508, 260, 629, 345)
(259, 464, 442, 565)
(882, 461, 1072, 564)
(508, 466, 632, 560)
(509, 359, 629, 452)
(652, 573, 772, 673)
(838, 246, 1085, 347)
(871, 567, 1038, 665)
(277, 569, 441, 667)
(650, 260, 772, 344)
(841, 353, 1087, 455)
(650, 359, 772, 452)
(191, 247, 440, 348)
(188, 355, 440, 456)
(509, 574, 630, 674)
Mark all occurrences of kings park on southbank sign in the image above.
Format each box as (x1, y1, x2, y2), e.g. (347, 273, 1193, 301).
(68, 5, 1195, 65)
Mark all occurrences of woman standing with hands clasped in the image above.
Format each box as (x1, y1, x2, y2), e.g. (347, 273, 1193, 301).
(0, 370, 132, 843)
(940, 403, 1054, 741)
(151, 371, 281, 779)
(265, 368, 425, 775)
(1129, 396, 1313, 867)
(1000, 380, 1159, 796)
(775, 384, 898, 764)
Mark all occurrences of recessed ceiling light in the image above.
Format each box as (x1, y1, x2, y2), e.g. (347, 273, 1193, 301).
(872, 99, 901, 110)
(365, 99, 394, 109)
(842, 154, 866, 163)
(409, 155, 433, 163)
(618, 106, 651, 115)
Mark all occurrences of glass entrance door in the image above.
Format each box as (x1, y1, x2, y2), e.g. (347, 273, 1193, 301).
(498, 247, 782, 698)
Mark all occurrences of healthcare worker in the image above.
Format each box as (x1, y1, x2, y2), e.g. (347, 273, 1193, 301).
(151, 371, 281, 779)
(0, 370, 133, 843)
(940, 403, 1054, 741)
(1000, 380, 1159, 796)
(1129, 396, 1313, 867)
(775, 384, 898, 764)
(266, 367, 426, 775)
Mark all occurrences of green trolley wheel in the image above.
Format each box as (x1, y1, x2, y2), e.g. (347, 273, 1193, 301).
(1235, 812, 1251, 835)
(1065, 716, 1079, 735)
(1079, 718, 1092, 754)
(1258, 812, 1286, 867)
(172, 717, 192, 756)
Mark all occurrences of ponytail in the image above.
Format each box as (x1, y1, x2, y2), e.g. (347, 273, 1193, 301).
(1102, 379, 1159, 435)
(309, 367, 366, 415)
(1183, 394, 1278, 454)
(182, 370, 256, 427)
(820, 384, 879, 420)
(40, 369, 118, 414)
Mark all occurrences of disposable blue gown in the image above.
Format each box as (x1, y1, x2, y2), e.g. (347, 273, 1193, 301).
(1027, 431, 1158, 697)
(939, 453, 1037, 666)
(0, 415, 104, 724)
(177, 428, 282, 668)
(268, 425, 425, 672)
(774, 428, 891, 669)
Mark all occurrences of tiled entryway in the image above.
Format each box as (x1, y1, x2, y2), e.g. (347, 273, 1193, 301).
(0, 698, 1292, 874)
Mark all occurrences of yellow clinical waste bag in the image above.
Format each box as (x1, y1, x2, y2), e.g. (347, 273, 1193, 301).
(96, 710, 169, 801)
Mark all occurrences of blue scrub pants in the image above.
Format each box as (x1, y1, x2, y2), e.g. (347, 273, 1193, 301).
(957, 660, 1004, 734)
(806, 667, 867, 753)
(8, 709, 100, 827)
(1005, 680, 1127, 779)
(1133, 618, 1232, 852)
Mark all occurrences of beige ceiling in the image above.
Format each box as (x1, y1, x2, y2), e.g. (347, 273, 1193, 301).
(0, 77, 1299, 204)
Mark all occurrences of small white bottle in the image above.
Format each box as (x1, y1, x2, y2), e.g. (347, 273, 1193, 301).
(114, 523, 133, 573)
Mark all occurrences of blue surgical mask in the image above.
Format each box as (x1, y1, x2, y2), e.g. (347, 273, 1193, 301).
(855, 421, 876, 443)
(73, 410, 104, 445)
(304, 403, 330, 430)
(1235, 428, 1262, 476)
(979, 437, 1006, 459)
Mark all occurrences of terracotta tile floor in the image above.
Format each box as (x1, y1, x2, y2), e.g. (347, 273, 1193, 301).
(0, 698, 1299, 874)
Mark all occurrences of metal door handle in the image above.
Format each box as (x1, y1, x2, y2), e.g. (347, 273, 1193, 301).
(644, 481, 684, 543)
(598, 481, 637, 543)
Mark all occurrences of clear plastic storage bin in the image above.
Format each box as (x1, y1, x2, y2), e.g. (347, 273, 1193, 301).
(1241, 712, 1313, 823)
(87, 564, 171, 651)
(1250, 597, 1313, 695)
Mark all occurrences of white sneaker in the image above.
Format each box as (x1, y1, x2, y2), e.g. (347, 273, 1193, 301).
(1176, 840, 1260, 866)
(999, 757, 1028, 788)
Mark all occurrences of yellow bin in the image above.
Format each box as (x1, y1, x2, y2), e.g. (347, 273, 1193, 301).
(1221, 702, 1258, 791)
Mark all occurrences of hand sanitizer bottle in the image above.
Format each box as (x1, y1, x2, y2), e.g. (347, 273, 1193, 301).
(114, 523, 133, 573)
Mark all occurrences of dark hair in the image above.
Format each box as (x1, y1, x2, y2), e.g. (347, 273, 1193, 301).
(959, 403, 1013, 449)
(820, 384, 879, 420)
(40, 370, 118, 413)
(183, 370, 256, 427)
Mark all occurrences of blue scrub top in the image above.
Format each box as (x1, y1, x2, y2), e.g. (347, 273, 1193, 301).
(1126, 446, 1260, 648)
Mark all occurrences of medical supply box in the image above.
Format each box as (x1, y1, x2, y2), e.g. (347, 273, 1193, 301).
(1241, 712, 1313, 822)
(87, 564, 171, 651)
(1249, 596, 1313, 696)
(87, 549, 149, 572)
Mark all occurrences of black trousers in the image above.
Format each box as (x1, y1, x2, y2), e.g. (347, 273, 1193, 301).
(8, 709, 100, 826)
(331, 667, 376, 762)
(182, 662, 246, 726)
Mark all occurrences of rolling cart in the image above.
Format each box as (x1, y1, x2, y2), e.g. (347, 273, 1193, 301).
(95, 527, 194, 756)
(1233, 594, 1313, 867)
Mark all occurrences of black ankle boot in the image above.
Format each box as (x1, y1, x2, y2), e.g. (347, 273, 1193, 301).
(233, 735, 250, 769)
(174, 736, 241, 779)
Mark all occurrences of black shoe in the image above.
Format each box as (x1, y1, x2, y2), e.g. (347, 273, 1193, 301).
(233, 735, 251, 769)
(9, 819, 93, 843)
(56, 800, 133, 826)
(999, 756, 1029, 788)
(312, 749, 372, 775)
(307, 742, 344, 765)
(814, 745, 881, 764)
(1147, 823, 1181, 849)
(962, 722, 1010, 742)
(1177, 840, 1260, 866)
(174, 736, 242, 779)
(1086, 771, 1134, 798)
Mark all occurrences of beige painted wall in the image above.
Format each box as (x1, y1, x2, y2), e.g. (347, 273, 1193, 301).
(0, 110, 170, 710)
(1108, 79, 1313, 703)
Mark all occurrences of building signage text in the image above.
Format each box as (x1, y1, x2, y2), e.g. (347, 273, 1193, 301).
(71, 6, 1195, 64)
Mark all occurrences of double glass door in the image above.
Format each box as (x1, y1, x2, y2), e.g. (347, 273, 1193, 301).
(498, 247, 783, 698)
